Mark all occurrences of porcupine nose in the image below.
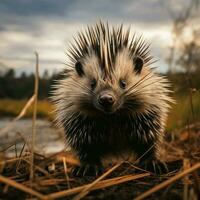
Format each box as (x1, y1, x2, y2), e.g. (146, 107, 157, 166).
(99, 93, 115, 107)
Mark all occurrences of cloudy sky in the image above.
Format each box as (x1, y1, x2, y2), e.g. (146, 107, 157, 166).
(0, 0, 189, 76)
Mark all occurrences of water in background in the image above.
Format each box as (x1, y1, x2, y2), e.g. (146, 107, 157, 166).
(0, 118, 66, 157)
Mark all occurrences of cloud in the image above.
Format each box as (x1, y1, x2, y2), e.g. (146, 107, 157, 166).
(0, 0, 173, 31)
(1, 0, 189, 74)
(0, 0, 72, 17)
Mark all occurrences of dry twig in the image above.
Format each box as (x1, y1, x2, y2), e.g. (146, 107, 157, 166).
(135, 162, 200, 200)
(45, 172, 150, 199)
(0, 175, 45, 199)
(30, 52, 39, 181)
(73, 162, 122, 200)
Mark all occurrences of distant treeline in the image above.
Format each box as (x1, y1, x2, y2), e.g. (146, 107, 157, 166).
(167, 72, 200, 95)
(0, 69, 62, 99)
(0, 69, 199, 99)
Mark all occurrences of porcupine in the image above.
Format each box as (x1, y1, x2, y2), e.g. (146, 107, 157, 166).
(51, 22, 173, 176)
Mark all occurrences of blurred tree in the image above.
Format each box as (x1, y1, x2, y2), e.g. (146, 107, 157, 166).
(0, 69, 57, 99)
(20, 72, 27, 79)
(177, 30, 200, 72)
(5, 69, 15, 79)
(43, 69, 50, 80)
(166, 0, 200, 73)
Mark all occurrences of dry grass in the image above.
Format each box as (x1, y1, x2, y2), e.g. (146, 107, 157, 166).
(0, 132, 200, 200)
(166, 92, 200, 131)
(0, 99, 53, 119)
(0, 150, 152, 199)
(30, 52, 39, 181)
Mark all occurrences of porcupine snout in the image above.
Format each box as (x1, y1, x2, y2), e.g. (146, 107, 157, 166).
(97, 91, 116, 112)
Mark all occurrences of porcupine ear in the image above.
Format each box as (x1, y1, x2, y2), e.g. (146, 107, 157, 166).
(133, 57, 144, 74)
(75, 61, 84, 77)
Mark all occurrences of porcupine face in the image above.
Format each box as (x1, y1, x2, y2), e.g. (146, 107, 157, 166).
(73, 48, 146, 115)
(53, 22, 173, 121)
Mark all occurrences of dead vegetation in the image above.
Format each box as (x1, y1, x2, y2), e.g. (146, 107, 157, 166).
(0, 127, 200, 200)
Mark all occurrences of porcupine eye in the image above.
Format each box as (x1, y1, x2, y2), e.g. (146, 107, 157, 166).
(90, 78, 97, 90)
(119, 79, 126, 89)
(134, 57, 144, 74)
(75, 61, 84, 77)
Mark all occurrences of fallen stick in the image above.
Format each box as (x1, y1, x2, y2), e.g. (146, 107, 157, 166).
(73, 163, 122, 200)
(0, 175, 45, 199)
(45, 172, 150, 199)
(0, 156, 30, 166)
(135, 162, 200, 200)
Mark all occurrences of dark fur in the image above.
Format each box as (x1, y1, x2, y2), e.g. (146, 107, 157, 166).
(64, 105, 163, 174)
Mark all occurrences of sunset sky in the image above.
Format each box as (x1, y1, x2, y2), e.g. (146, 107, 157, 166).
(0, 0, 191, 76)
